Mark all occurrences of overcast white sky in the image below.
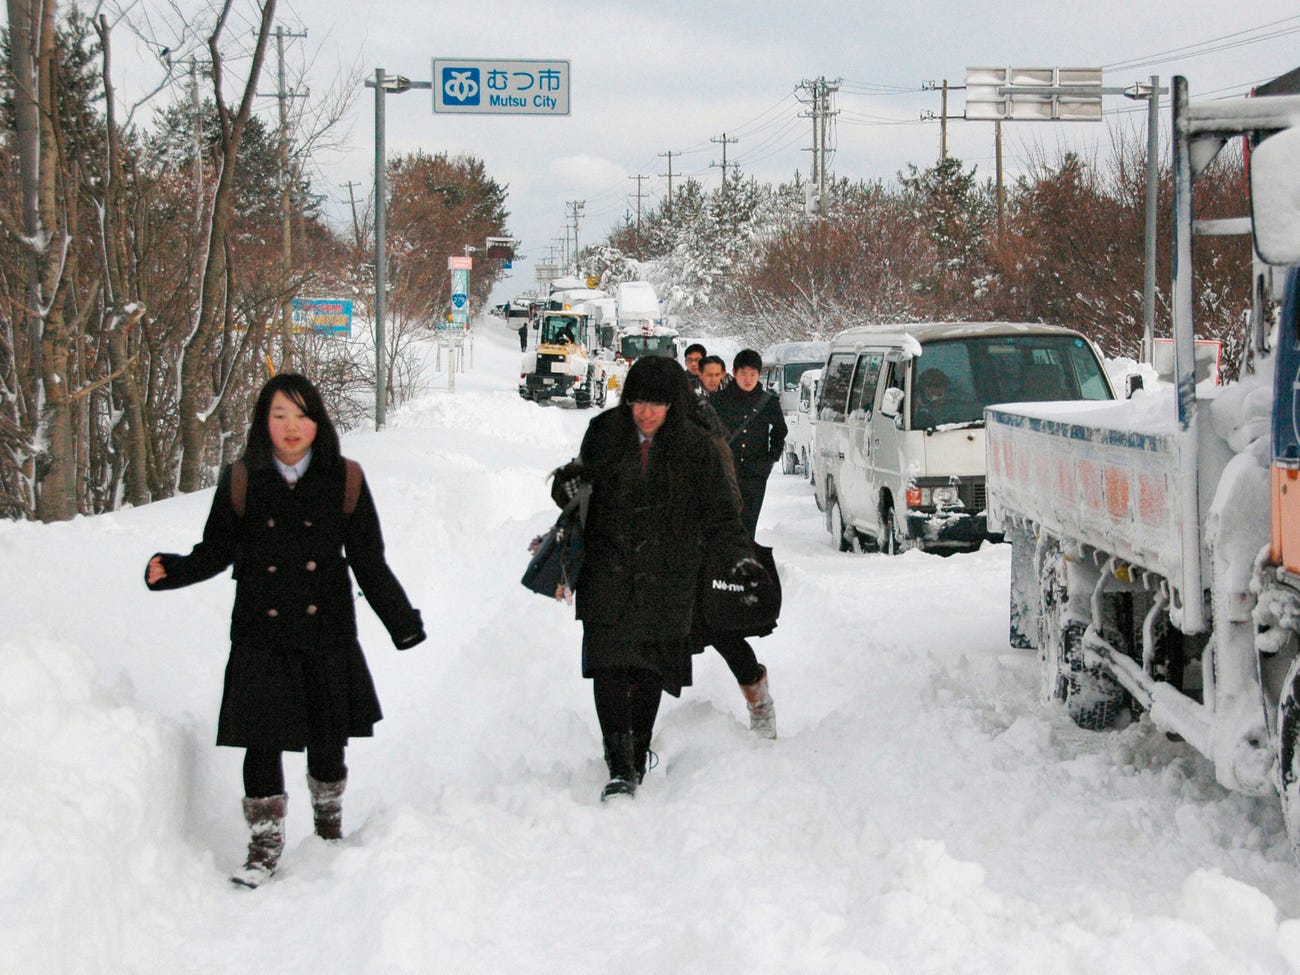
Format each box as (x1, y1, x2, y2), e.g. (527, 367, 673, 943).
(112, 1, 1300, 299)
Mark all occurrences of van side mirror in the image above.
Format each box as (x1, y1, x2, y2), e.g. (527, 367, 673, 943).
(880, 386, 904, 419)
(1125, 373, 1144, 398)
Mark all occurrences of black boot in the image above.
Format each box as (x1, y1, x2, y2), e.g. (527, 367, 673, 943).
(601, 733, 637, 801)
(632, 732, 657, 784)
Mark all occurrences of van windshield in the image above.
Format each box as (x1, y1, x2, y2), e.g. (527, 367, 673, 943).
(911, 335, 1111, 429)
(620, 335, 677, 359)
(782, 361, 824, 391)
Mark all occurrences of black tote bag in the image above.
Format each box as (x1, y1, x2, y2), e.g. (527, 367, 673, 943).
(522, 486, 589, 601)
(699, 543, 782, 638)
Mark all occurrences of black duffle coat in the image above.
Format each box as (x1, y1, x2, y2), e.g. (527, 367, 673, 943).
(574, 408, 750, 695)
(147, 459, 424, 750)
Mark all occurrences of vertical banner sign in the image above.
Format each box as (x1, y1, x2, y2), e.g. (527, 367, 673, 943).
(444, 256, 472, 332)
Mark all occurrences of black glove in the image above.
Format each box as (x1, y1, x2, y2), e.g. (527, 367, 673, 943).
(550, 461, 585, 507)
(393, 611, 427, 650)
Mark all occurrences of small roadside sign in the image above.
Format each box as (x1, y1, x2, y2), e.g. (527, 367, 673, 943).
(291, 298, 352, 336)
(433, 58, 570, 116)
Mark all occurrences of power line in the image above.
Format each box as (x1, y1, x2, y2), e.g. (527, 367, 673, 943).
(1103, 14, 1300, 72)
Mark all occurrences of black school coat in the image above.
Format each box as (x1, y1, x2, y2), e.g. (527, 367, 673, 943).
(147, 459, 424, 750)
(574, 408, 749, 693)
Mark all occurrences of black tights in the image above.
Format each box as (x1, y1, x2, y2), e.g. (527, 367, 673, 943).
(711, 635, 764, 686)
(243, 745, 346, 798)
(592, 667, 663, 741)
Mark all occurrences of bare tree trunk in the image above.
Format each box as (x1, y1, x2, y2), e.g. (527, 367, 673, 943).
(95, 15, 152, 508)
(177, 0, 277, 493)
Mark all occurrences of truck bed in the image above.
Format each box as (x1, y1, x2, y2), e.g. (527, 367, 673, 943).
(986, 396, 1228, 595)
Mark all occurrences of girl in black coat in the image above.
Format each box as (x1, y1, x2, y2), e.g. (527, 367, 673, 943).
(556, 356, 755, 801)
(146, 374, 425, 887)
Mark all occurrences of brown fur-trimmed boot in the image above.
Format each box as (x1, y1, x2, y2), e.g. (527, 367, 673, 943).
(740, 666, 777, 740)
(230, 794, 288, 889)
(307, 772, 347, 841)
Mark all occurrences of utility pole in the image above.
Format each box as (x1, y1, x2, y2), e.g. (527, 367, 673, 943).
(343, 180, 364, 250)
(798, 77, 841, 214)
(921, 79, 958, 161)
(710, 133, 738, 201)
(566, 200, 584, 270)
(658, 150, 676, 222)
(628, 174, 649, 248)
(261, 24, 308, 369)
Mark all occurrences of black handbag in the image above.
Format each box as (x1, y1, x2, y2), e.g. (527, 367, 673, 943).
(699, 542, 782, 638)
(522, 485, 590, 601)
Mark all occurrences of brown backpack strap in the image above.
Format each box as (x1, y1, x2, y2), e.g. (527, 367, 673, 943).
(342, 458, 363, 515)
(229, 461, 248, 518)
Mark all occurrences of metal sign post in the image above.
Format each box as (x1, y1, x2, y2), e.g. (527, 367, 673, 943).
(366, 59, 569, 419)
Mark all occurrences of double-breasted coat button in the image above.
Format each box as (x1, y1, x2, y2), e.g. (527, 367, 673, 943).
(267, 518, 275, 527)
(303, 520, 313, 528)
(266, 608, 279, 618)
(267, 565, 277, 573)
(305, 560, 317, 571)
(305, 605, 318, 615)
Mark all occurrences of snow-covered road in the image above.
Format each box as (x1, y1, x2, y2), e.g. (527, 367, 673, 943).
(3, 322, 1299, 974)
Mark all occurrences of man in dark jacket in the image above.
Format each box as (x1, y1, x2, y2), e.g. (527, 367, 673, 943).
(710, 349, 788, 538)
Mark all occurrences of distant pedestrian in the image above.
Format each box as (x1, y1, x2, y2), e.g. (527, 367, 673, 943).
(144, 373, 426, 888)
(684, 343, 707, 396)
(699, 354, 727, 396)
(550, 356, 757, 801)
(710, 349, 788, 538)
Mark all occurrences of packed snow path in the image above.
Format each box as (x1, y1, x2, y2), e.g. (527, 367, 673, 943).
(4, 323, 1300, 974)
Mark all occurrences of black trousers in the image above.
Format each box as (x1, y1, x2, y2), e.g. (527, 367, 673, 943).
(592, 666, 663, 741)
(738, 474, 769, 538)
(711, 633, 763, 686)
(243, 745, 346, 798)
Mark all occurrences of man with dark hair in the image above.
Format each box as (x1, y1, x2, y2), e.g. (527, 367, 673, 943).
(699, 355, 727, 395)
(683, 343, 707, 395)
(710, 349, 788, 539)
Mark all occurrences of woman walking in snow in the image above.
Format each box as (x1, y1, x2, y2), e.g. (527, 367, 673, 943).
(145, 373, 425, 887)
(551, 356, 758, 801)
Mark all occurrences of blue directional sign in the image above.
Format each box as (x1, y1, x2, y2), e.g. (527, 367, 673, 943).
(433, 58, 570, 116)
(451, 292, 467, 309)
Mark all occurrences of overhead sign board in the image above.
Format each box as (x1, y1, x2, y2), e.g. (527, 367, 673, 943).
(965, 67, 1103, 121)
(433, 58, 570, 116)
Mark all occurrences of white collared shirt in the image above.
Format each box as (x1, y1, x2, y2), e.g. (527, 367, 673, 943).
(274, 449, 313, 486)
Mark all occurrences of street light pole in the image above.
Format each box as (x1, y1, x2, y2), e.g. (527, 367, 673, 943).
(372, 67, 388, 429)
(1142, 75, 1160, 366)
(365, 68, 430, 429)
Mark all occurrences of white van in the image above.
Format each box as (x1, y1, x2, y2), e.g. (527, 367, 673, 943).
(812, 322, 1114, 554)
(786, 367, 822, 481)
(760, 341, 829, 473)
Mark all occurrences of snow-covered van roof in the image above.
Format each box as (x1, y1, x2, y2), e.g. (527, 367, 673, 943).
(827, 321, 1090, 354)
(762, 341, 830, 364)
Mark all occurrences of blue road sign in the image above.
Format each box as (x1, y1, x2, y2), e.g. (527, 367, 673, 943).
(433, 58, 570, 116)
(451, 293, 467, 309)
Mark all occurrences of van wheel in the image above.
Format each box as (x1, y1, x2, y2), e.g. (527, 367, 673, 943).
(829, 499, 853, 552)
(1039, 549, 1127, 730)
(880, 505, 901, 556)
